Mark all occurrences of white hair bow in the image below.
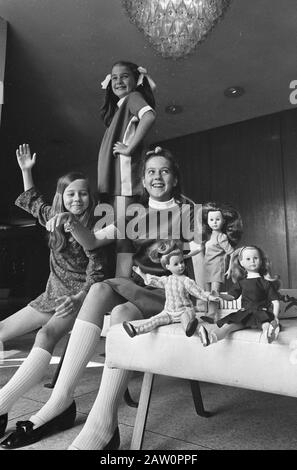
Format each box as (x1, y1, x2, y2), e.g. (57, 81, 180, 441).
(101, 73, 111, 89)
(137, 66, 157, 91)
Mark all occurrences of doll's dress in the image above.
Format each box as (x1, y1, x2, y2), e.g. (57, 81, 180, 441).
(204, 232, 234, 284)
(216, 276, 279, 329)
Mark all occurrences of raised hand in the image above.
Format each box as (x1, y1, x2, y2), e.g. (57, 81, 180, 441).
(16, 143, 36, 171)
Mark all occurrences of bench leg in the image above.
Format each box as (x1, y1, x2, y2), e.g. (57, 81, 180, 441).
(44, 336, 70, 388)
(189, 380, 211, 417)
(130, 372, 155, 450)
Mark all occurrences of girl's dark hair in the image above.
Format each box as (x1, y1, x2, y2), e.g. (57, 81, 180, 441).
(140, 146, 182, 204)
(100, 61, 156, 127)
(49, 172, 95, 252)
(231, 245, 280, 286)
(202, 201, 243, 246)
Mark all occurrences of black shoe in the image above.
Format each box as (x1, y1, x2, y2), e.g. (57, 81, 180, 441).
(103, 426, 120, 450)
(185, 317, 198, 337)
(0, 401, 76, 449)
(200, 315, 215, 324)
(0, 413, 8, 438)
(123, 321, 137, 338)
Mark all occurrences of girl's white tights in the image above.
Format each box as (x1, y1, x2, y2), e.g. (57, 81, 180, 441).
(30, 319, 101, 428)
(0, 347, 51, 414)
(69, 365, 131, 450)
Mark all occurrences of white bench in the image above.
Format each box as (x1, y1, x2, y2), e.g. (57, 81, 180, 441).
(106, 289, 297, 449)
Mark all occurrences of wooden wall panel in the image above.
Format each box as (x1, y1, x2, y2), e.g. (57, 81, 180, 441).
(0, 17, 7, 125)
(281, 108, 297, 287)
(160, 112, 290, 286)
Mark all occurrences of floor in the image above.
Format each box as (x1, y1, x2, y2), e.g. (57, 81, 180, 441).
(1, 331, 297, 452)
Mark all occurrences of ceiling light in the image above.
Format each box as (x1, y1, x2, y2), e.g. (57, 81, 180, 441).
(224, 86, 245, 98)
(122, 0, 233, 59)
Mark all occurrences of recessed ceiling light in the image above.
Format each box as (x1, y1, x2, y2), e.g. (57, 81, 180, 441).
(224, 86, 245, 98)
(165, 104, 183, 114)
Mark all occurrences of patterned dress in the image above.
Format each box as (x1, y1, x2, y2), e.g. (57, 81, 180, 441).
(217, 276, 279, 328)
(15, 187, 106, 314)
(97, 91, 154, 197)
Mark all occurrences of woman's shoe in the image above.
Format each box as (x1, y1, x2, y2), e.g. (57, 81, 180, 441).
(0, 401, 76, 449)
(0, 413, 8, 438)
(103, 426, 120, 450)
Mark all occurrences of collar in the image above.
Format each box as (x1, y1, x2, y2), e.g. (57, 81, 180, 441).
(117, 96, 127, 108)
(148, 197, 178, 210)
(246, 272, 261, 279)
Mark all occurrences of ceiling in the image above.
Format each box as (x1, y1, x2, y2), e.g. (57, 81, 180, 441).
(0, 0, 297, 161)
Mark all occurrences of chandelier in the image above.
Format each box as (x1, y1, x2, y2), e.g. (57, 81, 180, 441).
(122, 0, 232, 59)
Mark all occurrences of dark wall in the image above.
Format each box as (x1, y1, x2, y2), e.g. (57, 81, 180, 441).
(159, 107, 297, 288)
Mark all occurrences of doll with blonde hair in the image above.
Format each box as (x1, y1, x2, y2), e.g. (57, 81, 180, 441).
(123, 241, 220, 338)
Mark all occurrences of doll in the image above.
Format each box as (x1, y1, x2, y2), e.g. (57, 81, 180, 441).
(123, 244, 220, 338)
(201, 202, 243, 319)
(198, 245, 281, 346)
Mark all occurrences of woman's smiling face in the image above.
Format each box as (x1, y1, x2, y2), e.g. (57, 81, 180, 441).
(143, 156, 177, 202)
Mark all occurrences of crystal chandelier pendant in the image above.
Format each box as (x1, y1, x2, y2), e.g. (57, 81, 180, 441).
(122, 0, 232, 59)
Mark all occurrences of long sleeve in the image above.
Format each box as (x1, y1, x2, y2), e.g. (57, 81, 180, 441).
(82, 248, 106, 292)
(15, 187, 52, 227)
(142, 273, 167, 289)
(184, 277, 209, 301)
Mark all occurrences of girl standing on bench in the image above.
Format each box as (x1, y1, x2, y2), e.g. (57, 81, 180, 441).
(0, 144, 106, 440)
(0, 146, 201, 450)
(198, 245, 281, 346)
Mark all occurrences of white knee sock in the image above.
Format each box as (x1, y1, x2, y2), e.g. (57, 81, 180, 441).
(30, 319, 101, 428)
(0, 347, 51, 414)
(68, 365, 131, 450)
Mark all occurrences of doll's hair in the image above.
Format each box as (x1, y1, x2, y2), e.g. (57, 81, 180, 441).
(160, 248, 184, 270)
(49, 172, 95, 252)
(140, 146, 182, 203)
(148, 239, 183, 266)
(202, 201, 243, 246)
(100, 60, 156, 127)
(230, 245, 280, 288)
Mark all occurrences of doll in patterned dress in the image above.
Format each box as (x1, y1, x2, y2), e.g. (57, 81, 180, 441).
(123, 245, 220, 338)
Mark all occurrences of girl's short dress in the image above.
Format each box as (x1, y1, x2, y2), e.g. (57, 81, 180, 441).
(97, 91, 155, 198)
(217, 277, 279, 329)
(204, 232, 234, 284)
(101, 199, 198, 319)
(15, 188, 106, 314)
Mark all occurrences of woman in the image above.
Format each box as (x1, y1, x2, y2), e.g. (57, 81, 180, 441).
(1, 146, 201, 450)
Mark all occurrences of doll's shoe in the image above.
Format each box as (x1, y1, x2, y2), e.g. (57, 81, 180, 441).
(0, 401, 76, 449)
(267, 321, 280, 344)
(123, 321, 137, 338)
(200, 315, 215, 324)
(198, 325, 210, 347)
(186, 317, 198, 337)
(289, 339, 297, 350)
(0, 413, 8, 438)
(103, 426, 120, 450)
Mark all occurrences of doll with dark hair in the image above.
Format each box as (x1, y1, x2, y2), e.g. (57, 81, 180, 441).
(123, 243, 219, 338)
(198, 245, 281, 347)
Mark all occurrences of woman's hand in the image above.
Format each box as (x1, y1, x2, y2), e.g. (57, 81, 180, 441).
(46, 213, 75, 232)
(113, 142, 130, 156)
(16, 144, 36, 171)
(54, 294, 83, 318)
(132, 265, 144, 278)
